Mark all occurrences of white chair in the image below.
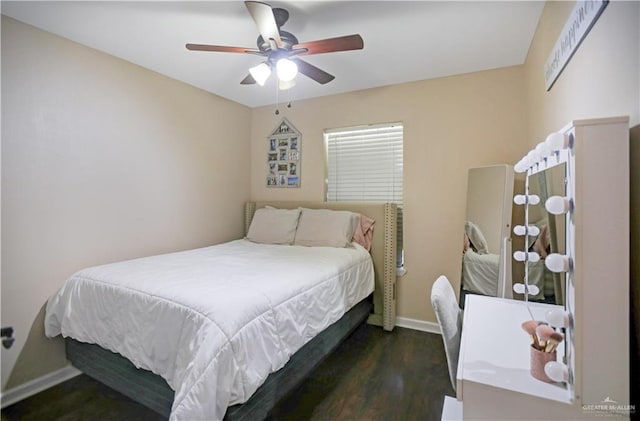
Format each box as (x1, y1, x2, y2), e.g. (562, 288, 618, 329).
(431, 275, 463, 392)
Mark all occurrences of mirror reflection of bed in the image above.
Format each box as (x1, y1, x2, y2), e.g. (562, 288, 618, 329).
(460, 165, 514, 306)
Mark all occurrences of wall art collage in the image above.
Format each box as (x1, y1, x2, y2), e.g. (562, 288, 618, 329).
(266, 118, 301, 188)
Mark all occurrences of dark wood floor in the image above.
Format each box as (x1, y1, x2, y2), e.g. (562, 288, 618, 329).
(2, 324, 453, 421)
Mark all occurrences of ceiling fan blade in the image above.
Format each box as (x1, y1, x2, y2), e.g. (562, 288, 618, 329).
(292, 59, 335, 84)
(240, 74, 256, 85)
(293, 34, 364, 56)
(245, 1, 283, 48)
(186, 44, 260, 54)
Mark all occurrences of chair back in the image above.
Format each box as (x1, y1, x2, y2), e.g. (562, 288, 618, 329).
(431, 275, 463, 392)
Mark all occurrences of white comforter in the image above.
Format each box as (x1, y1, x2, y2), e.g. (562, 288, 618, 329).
(461, 250, 500, 296)
(45, 239, 374, 420)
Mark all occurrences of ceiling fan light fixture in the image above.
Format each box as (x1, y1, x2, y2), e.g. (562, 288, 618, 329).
(249, 62, 271, 86)
(186, 2, 360, 87)
(276, 58, 298, 82)
(279, 79, 296, 91)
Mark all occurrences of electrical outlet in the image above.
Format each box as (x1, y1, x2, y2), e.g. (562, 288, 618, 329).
(1, 326, 13, 338)
(1, 326, 15, 349)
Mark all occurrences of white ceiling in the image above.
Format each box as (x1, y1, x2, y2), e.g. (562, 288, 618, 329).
(1, 1, 545, 108)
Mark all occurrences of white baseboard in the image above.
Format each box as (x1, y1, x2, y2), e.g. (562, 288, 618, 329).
(395, 316, 441, 334)
(1, 365, 81, 408)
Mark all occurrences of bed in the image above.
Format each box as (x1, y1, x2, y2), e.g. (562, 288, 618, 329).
(461, 218, 550, 300)
(461, 249, 501, 296)
(461, 220, 502, 296)
(45, 201, 397, 420)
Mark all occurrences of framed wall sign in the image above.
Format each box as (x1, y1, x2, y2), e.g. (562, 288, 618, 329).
(544, 0, 608, 91)
(266, 118, 301, 188)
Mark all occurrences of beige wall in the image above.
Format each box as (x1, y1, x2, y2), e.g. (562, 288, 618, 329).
(1, 16, 251, 390)
(250, 67, 528, 322)
(524, 1, 640, 141)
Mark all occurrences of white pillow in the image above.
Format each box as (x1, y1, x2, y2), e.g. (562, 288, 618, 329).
(294, 208, 359, 248)
(464, 221, 489, 254)
(246, 207, 301, 245)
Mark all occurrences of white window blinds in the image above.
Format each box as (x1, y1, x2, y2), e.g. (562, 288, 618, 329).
(325, 123, 403, 267)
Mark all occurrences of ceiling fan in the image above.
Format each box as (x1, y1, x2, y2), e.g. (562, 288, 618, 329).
(186, 1, 364, 87)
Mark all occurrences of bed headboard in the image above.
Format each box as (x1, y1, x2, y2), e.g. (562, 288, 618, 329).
(245, 201, 397, 331)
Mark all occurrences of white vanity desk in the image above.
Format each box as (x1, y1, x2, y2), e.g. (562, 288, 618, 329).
(444, 117, 631, 420)
(455, 295, 575, 419)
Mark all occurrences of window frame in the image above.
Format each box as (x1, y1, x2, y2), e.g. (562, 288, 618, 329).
(323, 122, 404, 268)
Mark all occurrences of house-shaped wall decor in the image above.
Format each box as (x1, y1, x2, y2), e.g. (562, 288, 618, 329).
(266, 118, 301, 188)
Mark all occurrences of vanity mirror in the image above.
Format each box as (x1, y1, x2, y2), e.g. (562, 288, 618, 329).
(455, 117, 630, 419)
(524, 164, 566, 305)
(460, 164, 514, 304)
(460, 163, 567, 306)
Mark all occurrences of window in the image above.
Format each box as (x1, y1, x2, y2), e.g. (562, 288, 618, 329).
(325, 123, 403, 267)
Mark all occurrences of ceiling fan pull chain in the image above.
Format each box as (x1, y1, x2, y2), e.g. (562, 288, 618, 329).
(275, 81, 280, 115)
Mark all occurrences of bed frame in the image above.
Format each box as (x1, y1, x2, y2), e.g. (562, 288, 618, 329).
(65, 201, 397, 420)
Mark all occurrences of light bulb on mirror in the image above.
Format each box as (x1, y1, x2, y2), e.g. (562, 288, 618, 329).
(513, 194, 540, 205)
(545, 196, 572, 215)
(514, 251, 540, 262)
(544, 361, 569, 383)
(513, 283, 540, 295)
(536, 141, 551, 159)
(545, 132, 570, 151)
(532, 149, 542, 163)
(546, 308, 571, 328)
(526, 150, 537, 166)
(513, 225, 540, 236)
(514, 160, 528, 174)
(545, 253, 572, 273)
(513, 283, 525, 294)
